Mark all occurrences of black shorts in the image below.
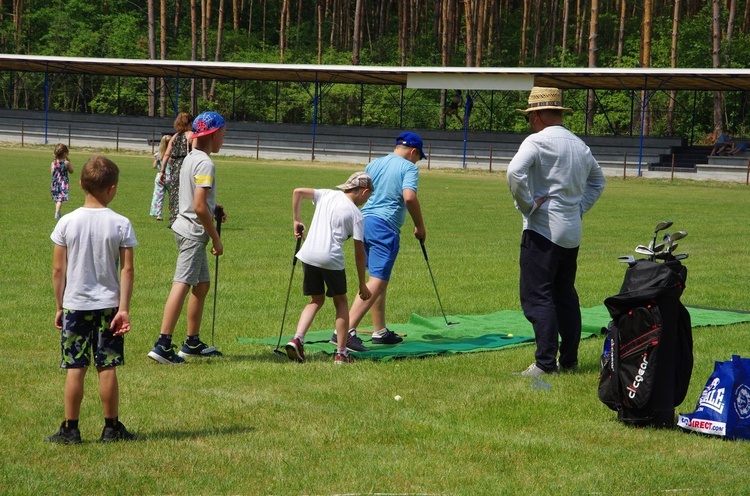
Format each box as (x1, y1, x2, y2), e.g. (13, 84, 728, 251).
(301, 263, 347, 297)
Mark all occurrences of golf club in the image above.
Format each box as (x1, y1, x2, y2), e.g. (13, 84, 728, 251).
(668, 230, 687, 253)
(210, 205, 224, 347)
(418, 238, 458, 326)
(651, 221, 673, 255)
(673, 253, 689, 261)
(635, 244, 654, 259)
(273, 226, 304, 357)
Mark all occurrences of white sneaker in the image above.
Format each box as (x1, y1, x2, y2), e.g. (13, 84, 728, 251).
(520, 363, 551, 377)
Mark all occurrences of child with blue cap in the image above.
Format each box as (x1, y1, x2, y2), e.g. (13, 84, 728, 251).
(149, 111, 228, 364)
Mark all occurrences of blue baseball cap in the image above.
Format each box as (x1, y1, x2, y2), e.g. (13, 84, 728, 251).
(192, 111, 226, 138)
(396, 132, 426, 159)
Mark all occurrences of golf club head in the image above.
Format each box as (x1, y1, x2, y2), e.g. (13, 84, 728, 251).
(635, 245, 654, 257)
(618, 255, 635, 264)
(654, 221, 673, 234)
(669, 243, 678, 254)
(671, 230, 688, 242)
(654, 252, 672, 261)
(272, 349, 287, 358)
(653, 243, 665, 253)
(673, 253, 689, 261)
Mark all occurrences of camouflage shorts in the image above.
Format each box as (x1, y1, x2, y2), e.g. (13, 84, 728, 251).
(60, 308, 125, 369)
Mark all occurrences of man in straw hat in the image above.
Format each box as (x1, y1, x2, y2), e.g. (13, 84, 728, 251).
(507, 87, 606, 377)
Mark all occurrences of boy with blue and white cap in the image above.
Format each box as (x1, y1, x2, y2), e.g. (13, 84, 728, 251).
(331, 132, 428, 352)
(149, 111, 228, 364)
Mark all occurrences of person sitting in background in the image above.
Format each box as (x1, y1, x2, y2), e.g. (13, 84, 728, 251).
(727, 141, 748, 155)
(710, 129, 733, 156)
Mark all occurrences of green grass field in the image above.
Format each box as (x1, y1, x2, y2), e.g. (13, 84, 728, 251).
(1, 145, 749, 495)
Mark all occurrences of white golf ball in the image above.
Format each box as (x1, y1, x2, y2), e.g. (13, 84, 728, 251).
(394, 395, 403, 401)
(508, 333, 514, 338)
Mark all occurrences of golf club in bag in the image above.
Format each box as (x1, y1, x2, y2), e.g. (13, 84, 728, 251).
(210, 205, 224, 347)
(418, 238, 458, 326)
(273, 226, 304, 356)
(599, 222, 693, 428)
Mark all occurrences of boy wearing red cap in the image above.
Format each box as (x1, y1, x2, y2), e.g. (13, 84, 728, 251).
(149, 111, 228, 364)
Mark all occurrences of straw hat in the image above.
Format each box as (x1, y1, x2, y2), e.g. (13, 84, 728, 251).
(516, 87, 572, 114)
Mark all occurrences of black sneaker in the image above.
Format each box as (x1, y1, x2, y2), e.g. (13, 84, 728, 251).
(330, 328, 369, 352)
(100, 421, 137, 442)
(45, 422, 82, 445)
(178, 340, 223, 358)
(371, 327, 403, 344)
(147, 343, 185, 364)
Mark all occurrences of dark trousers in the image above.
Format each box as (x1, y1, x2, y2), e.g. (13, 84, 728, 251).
(519, 230, 581, 371)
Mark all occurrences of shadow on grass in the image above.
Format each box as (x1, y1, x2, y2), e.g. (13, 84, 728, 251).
(140, 424, 256, 441)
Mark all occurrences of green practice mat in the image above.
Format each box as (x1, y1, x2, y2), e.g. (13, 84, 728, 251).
(237, 305, 750, 361)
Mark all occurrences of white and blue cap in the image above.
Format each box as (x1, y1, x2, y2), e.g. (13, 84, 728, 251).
(192, 111, 226, 138)
(396, 131, 426, 159)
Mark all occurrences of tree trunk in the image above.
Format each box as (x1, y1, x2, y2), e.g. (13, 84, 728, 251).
(617, 0, 626, 64)
(160, 0, 167, 117)
(174, 0, 183, 39)
(640, 0, 653, 135)
(352, 0, 363, 64)
(520, 0, 529, 64)
(148, 0, 156, 116)
(586, 0, 598, 132)
(191, 0, 198, 115)
(713, 0, 723, 134)
(209, 0, 225, 100)
(667, 0, 680, 136)
(201, 0, 208, 99)
(233, 0, 239, 31)
(726, 0, 737, 65)
(280, 0, 288, 61)
(317, 0, 323, 63)
(561, 0, 570, 64)
(464, 0, 476, 67)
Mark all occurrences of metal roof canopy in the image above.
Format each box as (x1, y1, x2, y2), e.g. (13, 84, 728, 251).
(3, 54, 749, 174)
(4, 54, 750, 91)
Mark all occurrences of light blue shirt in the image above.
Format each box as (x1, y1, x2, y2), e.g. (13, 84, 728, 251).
(362, 153, 419, 232)
(507, 125, 605, 249)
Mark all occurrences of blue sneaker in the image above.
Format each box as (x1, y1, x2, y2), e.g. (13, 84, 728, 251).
(178, 340, 223, 358)
(371, 327, 403, 344)
(147, 343, 185, 364)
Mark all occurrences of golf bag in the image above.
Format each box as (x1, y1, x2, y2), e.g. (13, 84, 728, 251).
(598, 259, 693, 428)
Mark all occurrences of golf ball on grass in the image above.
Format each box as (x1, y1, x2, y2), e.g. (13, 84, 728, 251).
(394, 395, 403, 401)
(508, 333, 514, 338)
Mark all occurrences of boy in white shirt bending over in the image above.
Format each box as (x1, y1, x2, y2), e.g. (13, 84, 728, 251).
(286, 172, 373, 364)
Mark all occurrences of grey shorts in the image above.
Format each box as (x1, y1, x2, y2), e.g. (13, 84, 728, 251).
(173, 232, 210, 286)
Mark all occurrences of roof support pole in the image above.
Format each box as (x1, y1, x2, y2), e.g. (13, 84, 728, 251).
(311, 78, 319, 161)
(44, 66, 50, 145)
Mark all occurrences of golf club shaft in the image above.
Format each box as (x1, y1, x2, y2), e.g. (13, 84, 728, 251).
(419, 239, 450, 326)
(211, 206, 224, 346)
(275, 228, 303, 351)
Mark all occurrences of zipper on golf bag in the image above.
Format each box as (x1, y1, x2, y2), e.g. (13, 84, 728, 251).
(599, 302, 663, 411)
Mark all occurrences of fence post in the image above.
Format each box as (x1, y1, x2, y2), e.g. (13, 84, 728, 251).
(68, 124, 71, 148)
(489, 145, 493, 172)
(623, 152, 627, 180)
(311, 138, 315, 161)
(21, 121, 24, 147)
(671, 153, 675, 182)
(256, 135, 260, 159)
(116, 127, 120, 151)
(151, 129, 155, 154)
(368, 141, 372, 162)
(427, 143, 431, 170)
(746, 157, 750, 185)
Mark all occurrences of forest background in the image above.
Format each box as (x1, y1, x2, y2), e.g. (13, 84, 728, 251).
(2, 0, 750, 140)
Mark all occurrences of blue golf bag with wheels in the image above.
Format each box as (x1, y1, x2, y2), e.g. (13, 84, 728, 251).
(598, 259, 693, 428)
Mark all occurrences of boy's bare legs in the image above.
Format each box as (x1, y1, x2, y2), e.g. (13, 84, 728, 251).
(160, 281, 191, 335)
(348, 277, 388, 330)
(64, 368, 87, 420)
(332, 294, 349, 351)
(186, 281, 210, 337)
(296, 294, 325, 338)
(97, 367, 118, 419)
